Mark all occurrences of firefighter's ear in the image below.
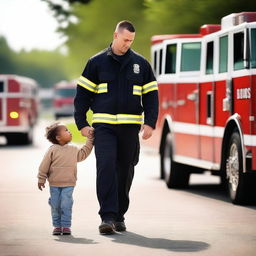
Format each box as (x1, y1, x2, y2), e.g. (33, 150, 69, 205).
(114, 32, 118, 39)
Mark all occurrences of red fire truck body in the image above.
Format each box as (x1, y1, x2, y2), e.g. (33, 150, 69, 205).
(151, 12, 256, 204)
(0, 74, 39, 145)
(53, 80, 76, 120)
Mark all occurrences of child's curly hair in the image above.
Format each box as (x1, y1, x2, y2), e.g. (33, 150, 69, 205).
(45, 122, 63, 144)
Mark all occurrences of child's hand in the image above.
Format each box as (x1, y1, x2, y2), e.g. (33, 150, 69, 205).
(81, 126, 94, 138)
(38, 183, 45, 191)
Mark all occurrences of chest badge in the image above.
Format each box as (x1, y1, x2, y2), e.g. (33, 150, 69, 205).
(133, 64, 140, 74)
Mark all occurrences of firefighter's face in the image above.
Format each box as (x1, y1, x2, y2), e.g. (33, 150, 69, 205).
(113, 29, 135, 55)
(56, 125, 72, 144)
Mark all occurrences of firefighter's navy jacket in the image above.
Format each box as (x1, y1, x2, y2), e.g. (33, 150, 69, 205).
(74, 46, 159, 129)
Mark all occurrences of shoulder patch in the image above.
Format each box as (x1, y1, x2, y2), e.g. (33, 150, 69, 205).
(133, 64, 140, 74)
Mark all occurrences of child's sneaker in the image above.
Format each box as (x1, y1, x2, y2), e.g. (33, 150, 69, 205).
(52, 227, 62, 235)
(62, 227, 71, 235)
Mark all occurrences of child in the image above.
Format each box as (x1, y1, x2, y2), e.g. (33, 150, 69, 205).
(37, 122, 94, 235)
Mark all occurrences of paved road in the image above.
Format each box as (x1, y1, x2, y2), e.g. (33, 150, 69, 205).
(0, 120, 256, 256)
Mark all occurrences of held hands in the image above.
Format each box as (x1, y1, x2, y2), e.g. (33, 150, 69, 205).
(141, 124, 153, 140)
(80, 126, 94, 139)
(38, 183, 45, 191)
(81, 125, 153, 139)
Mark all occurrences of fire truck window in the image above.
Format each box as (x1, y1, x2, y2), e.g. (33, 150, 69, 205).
(165, 44, 177, 74)
(206, 42, 214, 74)
(219, 36, 228, 73)
(251, 29, 256, 68)
(153, 51, 157, 73)
(159, 49, 163, 75)
(0, 81, 4, 93)
(233, 32, 244, 70)
(181, 42, 201, 72)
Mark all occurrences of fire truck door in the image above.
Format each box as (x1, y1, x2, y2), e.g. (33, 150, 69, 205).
(199, 81, 215, 163)
(175, 82, 200, 159)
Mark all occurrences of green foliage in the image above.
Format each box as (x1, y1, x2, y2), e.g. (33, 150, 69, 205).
(66, 122, 86, 143)
(144, 0, 256, 35)
(0, 37, 18, 74)
(66, 110, 92, 143)
(45, 0, 256, 76)
(0, 36, 70, 88)
(2, 0, 255, 89)
(60, 0, 148, 76)
(15, 50, 70, 88)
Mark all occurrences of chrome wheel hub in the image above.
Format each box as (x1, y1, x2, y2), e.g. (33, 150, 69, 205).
(164, 134, 172, 179)
(164, 144, 171, 177)
(226, 143, 239, 192)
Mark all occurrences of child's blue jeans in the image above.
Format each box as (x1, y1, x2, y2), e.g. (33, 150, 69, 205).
(49, 186, 74, 228)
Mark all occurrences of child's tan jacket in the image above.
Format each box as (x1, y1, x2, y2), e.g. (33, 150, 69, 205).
(38, 139, 93, 187)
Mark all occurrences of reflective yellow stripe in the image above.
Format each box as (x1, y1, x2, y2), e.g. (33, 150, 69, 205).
(80, 76, 97, 88)
(142, 81, 158, 94)
(133, 85, 142, 96)
(92, 113, 143, 124)
(96, 83, 108, 93)
(78, 76, 97, 93)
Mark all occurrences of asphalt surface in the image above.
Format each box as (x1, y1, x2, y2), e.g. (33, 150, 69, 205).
(0, 119, 256, 256)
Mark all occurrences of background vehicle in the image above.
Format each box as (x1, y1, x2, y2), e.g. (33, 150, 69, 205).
(0, 74, 39, 145)
(151, 12, 256, 204)
(53, 80, 76, 119)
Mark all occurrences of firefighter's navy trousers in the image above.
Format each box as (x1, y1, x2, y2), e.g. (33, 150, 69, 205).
(93, 123, 140, 222)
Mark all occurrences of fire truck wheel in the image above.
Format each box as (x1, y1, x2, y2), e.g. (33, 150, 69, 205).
(226, 132, 254, 204)
(162, 133, 190, 188)
(6, 129, 33, 145)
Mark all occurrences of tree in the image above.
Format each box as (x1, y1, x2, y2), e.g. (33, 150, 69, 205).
(0, 36, 70, 88)
(55, 0, 147, 76)
(144, 0, 256, 35)
(42, 0, 256, 74)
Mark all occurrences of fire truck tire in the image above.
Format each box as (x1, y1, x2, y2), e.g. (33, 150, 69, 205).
(162, 133, 190, 188)
(6, 129, 33, 145)
(226, 132, 255, 204)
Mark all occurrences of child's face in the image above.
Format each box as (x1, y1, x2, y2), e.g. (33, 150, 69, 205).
(57, 125, 72, 144)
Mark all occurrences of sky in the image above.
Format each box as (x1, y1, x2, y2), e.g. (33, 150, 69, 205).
(0, 0, 66, 52)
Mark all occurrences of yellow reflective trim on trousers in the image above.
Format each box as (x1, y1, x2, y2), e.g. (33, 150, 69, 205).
(78, 76, 97, 93)
(142, 81, 158, 94)
(133, 85, 142, 96)
(92, 113, 143, 124)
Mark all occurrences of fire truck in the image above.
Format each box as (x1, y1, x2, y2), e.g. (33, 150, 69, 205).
(53, 80, 76, 120)
(151, 12, 256, 204)
(0, 74, 39, 145)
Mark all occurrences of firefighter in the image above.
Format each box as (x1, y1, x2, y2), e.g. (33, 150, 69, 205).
(74, 20, 159, 235)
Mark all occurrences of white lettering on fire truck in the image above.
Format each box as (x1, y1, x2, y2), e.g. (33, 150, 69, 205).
(236, 88, 251, 99)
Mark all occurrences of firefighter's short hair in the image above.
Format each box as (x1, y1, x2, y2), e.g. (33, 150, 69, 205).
(116, 20, 135, 33)
(45, 122, 64, 144)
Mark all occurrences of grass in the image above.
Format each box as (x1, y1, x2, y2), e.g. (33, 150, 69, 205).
(66, 122, 86, 144)
(66, 110, 93, 144)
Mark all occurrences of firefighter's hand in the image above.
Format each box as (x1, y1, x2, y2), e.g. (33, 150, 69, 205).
(141, 124, 153, 140)
(81, 126, 94, 139)
(38, 183, 45, 191)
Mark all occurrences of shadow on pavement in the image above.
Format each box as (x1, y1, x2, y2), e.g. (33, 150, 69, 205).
(182, 184, 256, 209)
(54, 235, 98, 244)
(109, 231, 209, 252)
(184, 184, 229, 202)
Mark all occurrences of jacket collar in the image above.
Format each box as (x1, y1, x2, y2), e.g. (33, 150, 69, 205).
(107, 44, 132, 62)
